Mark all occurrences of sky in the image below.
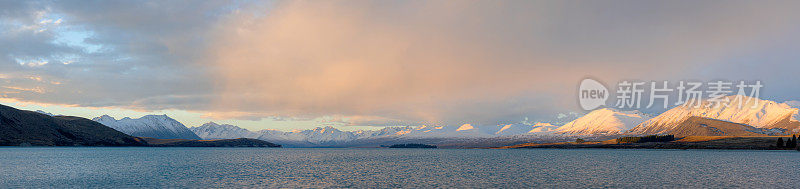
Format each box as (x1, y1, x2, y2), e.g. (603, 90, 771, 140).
(2, 0, 800, 131)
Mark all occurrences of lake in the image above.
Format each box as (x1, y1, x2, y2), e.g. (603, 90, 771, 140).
(1, 148, 798, 188)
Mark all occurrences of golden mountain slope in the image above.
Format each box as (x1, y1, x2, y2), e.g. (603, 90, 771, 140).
(666, 116, 769, 137)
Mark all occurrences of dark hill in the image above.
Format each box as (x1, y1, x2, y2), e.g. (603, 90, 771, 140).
(142, 137, 281, 147)
(385, 143, 437, 148)
(0, 104, 146, 146)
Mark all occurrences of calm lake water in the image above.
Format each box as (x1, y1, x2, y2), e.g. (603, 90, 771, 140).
(1, 148, 798, 188)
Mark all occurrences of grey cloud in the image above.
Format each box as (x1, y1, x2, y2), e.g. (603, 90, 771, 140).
(2, 0, 800, 127)
(0, 0, 235, 111)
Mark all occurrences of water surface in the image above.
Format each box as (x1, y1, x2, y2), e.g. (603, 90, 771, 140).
(1, 148, 798, 188)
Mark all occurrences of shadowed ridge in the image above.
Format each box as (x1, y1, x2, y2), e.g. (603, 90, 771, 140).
(141, 137, 281, 147)
(0, 104, 147, 146)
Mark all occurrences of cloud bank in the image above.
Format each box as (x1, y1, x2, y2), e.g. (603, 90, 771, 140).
(2, 0, 800, 127)
(206, 1, 800, 125)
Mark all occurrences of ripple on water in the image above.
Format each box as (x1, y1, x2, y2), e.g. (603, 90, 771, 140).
(1, 148, 798, 188)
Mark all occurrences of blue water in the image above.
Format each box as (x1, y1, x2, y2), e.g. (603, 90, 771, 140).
(1, 148, 798, 188)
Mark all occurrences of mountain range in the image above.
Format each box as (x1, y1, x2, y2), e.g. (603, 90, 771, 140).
(6, 95, 798, 147)
(628, 96, 797, 136)
(93, 115, 201, 140)
(0, 104, 146, 146)
(187, 95, 800, 147)
(555, 108, 652, 135)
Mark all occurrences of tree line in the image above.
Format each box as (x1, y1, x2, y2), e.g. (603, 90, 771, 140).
(617, 135, 675, 143)
(775, 135, 798, 150)
(383, 143, 437, 148)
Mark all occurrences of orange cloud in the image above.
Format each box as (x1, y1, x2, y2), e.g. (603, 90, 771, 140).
(3, 86, 46, 94)
(204, 1, 799, 125)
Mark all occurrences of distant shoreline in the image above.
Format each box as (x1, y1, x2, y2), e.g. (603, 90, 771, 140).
(495, 136, 799, 150)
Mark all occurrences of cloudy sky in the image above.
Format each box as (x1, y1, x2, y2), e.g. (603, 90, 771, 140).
(2, 0, 800, 131)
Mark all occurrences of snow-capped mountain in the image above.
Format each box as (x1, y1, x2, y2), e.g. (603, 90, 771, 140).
(35, 110, 56, 116)
(555, 108, 652, 135)
(629, 95, 800, 135)
(551, 112, 583, 125)
(190, 122, 261, 139)
(189, 114, 582, 147)
(192, 123, 395, 146)
(495, 122, 559, 135)
(93, 115, 201, 140)
(393, 124, 499, 138)
(95, 95, 800, 146)
(528, 122, 559, 133)
(183, 96, 800, 146)
(258, 126, 359, 145)
(495, 123, 535, 136)
(191, 122, 538, 147)
(353, 126, 414, 138)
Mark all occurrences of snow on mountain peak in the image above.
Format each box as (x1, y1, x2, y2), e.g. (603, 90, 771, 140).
(527, 122, 558, 133)
(415, 125, 430, 130)
(629, 95, 800, 134)
(184, 95, 800, 146)
(141, 114, 172, 120)
(555, 108, 652, 135)
(191, 122, 259, 139)
(456, 124, 474, 131)
(497, 124, 513, 133)
(35, 110, 56, 116)
(494, 123, 529, 135)
(92, 114, 201, 140)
